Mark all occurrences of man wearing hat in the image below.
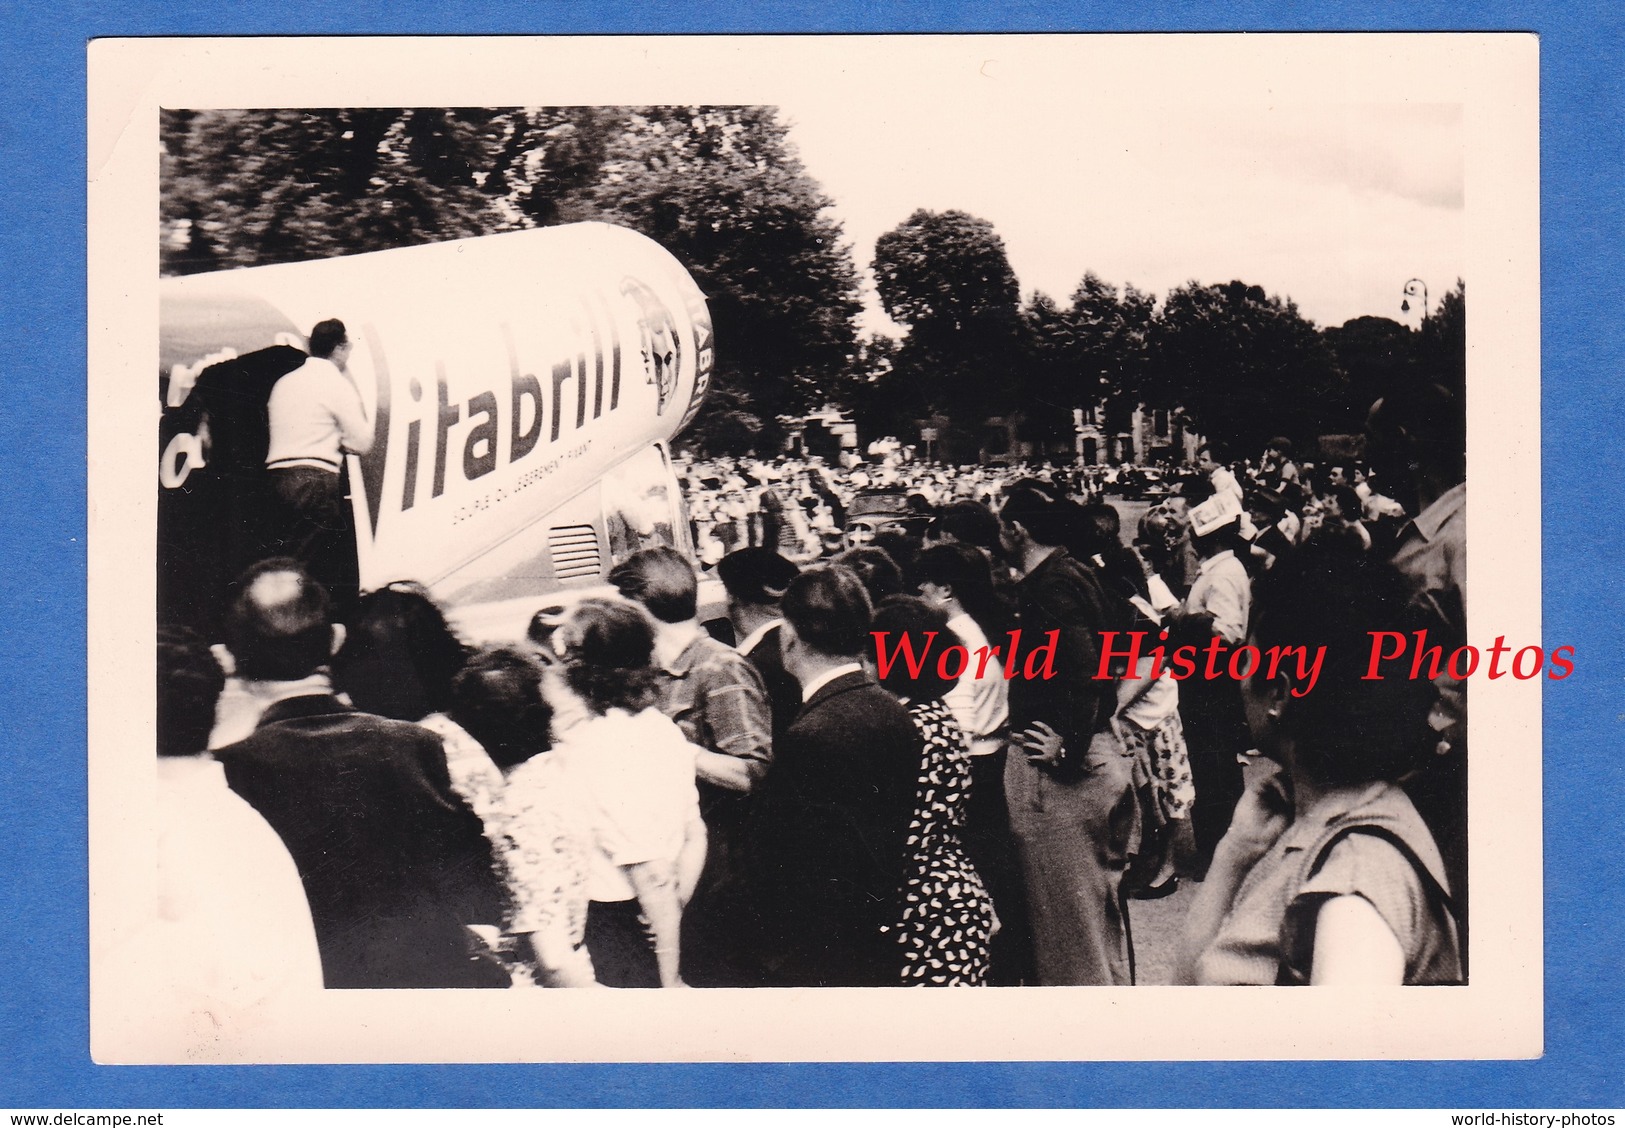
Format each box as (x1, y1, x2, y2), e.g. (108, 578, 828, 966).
(1178, 490, 1253, 871)
(717, 547, 803, 744)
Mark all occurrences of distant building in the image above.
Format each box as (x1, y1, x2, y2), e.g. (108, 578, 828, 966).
(1074, 401, 1202, 467)
(784, 408, 859, 459)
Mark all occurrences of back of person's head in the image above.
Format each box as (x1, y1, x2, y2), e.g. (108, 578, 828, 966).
(157, 624, 226, 758)
(1245, 489, 1286, 526)
(999, 481, 1073, 549)
(1250, 540, 1433, 786)
(1266, 436, 1294, 458)
(224, 558, 334, 682)
(716, 546, 799, 608)
(925, 499, 1001, 552)
(870, 595, 957, 704)
(558, 596, 659, 715)
(1367, 378, 1466, 486)
(1330, 484, 1364, 523)
(332, 582, 467, 720)
(869, 531, 921, 582)
(782, 565, 873, 659)
(608, 546, 698, 624)
(1081, 501, 1122, 545)
(1181, 470, 1218, 505)
(448, 645, 555, 771)
(914, 541, 1003, 637)
(830, 545, 906, 604)
(1067, 500, 1124, 560)
(1136, 509, 1180, 557)
(1191, 523, 1245, 560)
(307, 318, 348, 360)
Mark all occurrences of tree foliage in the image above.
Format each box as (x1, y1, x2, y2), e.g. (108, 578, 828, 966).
(160, 106, 861, 455)
(581, 107, 861, 431)
(1148, 280, 1344, 454)
(1320, 314, 1417, 432)
(1416, 278, 1466, 401)
(867, 210, 1024, 456)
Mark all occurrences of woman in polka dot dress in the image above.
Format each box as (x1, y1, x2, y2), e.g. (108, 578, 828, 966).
(871, 597, 995, 986)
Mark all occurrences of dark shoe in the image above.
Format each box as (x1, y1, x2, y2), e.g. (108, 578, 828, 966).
(1130, 877, 1180, 900)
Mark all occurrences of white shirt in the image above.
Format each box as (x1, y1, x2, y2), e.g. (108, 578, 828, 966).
(265, 355, 373, 471)
(97, 757, 322, 1059)
(549, 708, 701, 903)
(1210, 465, 1245, 506)
(1117, 656, 1180, 730)
(1185, 549, 1252, 645)
(800, 661, 863, 702)
(943, 613, 1009, 756)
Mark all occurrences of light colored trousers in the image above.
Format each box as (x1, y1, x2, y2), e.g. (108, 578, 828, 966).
(1004, 729, 1140, 985)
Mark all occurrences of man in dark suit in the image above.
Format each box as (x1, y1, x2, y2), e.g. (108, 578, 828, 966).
(212, 559, 508, 989)
(747, 565, 920, 987)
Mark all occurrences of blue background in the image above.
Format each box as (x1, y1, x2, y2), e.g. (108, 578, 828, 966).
(3, 1, 1621, 1109)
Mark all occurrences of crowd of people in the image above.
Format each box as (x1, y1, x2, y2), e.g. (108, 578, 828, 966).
(149, 370, 1466, 994)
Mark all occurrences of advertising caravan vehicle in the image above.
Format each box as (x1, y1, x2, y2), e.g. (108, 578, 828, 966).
(158, 223, 715, 642)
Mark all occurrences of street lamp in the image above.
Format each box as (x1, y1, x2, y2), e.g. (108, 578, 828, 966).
(1401, 278, 1428, 319)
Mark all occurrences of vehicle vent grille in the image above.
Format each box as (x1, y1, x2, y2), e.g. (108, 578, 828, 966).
(549, 525, 602, 580)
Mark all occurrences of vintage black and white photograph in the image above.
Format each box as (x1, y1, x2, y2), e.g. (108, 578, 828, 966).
(88, 34, 1541, 1063)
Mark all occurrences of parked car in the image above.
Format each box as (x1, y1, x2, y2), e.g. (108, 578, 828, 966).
(843, 488, 931, 547)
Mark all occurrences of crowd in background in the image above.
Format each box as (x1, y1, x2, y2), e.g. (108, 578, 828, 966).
(143, 378, 1466, 999)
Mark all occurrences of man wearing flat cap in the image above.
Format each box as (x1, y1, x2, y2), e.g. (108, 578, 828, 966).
(717, 547, 803, 744)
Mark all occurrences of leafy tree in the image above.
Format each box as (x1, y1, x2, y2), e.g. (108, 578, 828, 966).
(576, 107, 862, 445)
(1322, 314, 1418, 431)
(476, 107, 617, 227)
(161, 109, 504, 274)
(160, 105, 863, 456)
(1416, 278, 1466, 401)
(1148, 280, 1344, 454)
(1016, 290, 1080, 446)
(870, 209, 1024, 451)
(874, 209, 1021, 332)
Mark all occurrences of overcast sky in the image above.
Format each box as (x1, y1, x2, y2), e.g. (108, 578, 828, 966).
(779, 99, 1464, 337)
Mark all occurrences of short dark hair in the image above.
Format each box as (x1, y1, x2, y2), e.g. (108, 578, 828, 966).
(449, 645, 555, 771)
(782, 565, 873, 659)
(1367, 379, 1466, 483)
(716, 547, 799, 607)
(830, 545, 906, 604)
(871, 595, 958, 704)
(308, 319, 349, 360)
(1329, 485, 1364, 522)
(157, 624, 225, 758)
(999, 482, 1074, 549)
(1080, 501, 1122, 546)
(1251, 541, 1433, 786)
(914, 542, 1004, 640)
(1246, 489, 1286, 522)
(926, 501, 1002, 552)
(608, 546, 698, 624)
(224, 558, 333, 681)
(332, 582, 468, 721)
(559, 597, 659, 715)
(1267, 436, 1294, 456)
(1197, 441, 1229, 463)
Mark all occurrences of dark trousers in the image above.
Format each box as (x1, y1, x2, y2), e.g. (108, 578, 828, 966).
(268, 465, 358, 618)
(584, 899, 661, 988)
(681, 794, 763, 987)
(963, 748, 1036, 985)
(1180, 679, 1249, 876)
